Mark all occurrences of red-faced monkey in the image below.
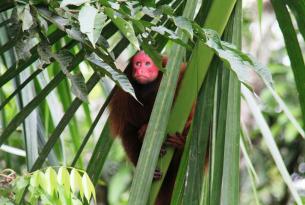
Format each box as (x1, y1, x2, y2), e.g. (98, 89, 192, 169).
(109, 51, 194, 205)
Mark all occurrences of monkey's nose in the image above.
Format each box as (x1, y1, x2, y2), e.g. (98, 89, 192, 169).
(135, 69, 144, 76)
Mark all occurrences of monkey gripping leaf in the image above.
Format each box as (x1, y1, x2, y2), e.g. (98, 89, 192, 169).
(78, 5, 107, 47)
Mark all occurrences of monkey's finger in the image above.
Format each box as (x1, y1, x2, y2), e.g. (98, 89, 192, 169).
(160, 145, 167, 157)
(153, 169, 163, 180)
(165, 134, 185, 149)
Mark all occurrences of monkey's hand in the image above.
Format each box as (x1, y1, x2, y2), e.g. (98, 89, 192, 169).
(153, 168, 162, 180)
(165, 132, 186, 150)
(137, 124, 148, 141)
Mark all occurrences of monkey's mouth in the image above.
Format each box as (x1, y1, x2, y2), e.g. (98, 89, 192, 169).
(135, 75, 152, 84)
(135, 75, 149, 80)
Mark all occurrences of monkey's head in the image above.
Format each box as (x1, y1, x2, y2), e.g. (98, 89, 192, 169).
(131, 51, 159, 84)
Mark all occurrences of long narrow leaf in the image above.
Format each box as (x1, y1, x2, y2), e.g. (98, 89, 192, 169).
(181, 58, 217, 205)
(86, 122, 114, 186)
(30, 73, 100, 171)
(221, 1, 241, 204)
(242, 86, 302, 205)
(0, 51, 85, 147)
(271, 0, 305, 126)
(150, 0, 238, 202)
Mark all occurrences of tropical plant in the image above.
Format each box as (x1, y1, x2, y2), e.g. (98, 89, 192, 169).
(0, 167, 96, 205)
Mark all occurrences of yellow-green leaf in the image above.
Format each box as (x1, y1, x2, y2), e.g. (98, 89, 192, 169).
(57, 167, 71, 194)
(70, 169, 83, 199)
(45, 167, 57, 195)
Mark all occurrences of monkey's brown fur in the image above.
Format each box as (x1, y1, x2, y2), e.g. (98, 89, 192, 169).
(109, 56, 192, 205)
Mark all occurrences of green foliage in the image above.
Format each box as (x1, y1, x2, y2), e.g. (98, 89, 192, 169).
(0, 167, 96, 205)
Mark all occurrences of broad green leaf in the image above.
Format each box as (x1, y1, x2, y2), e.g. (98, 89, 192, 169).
(15, 34, 36, 61)
(45, 167, 57, 195)
(87, 53, 138, 101)
(173, 16, 193, 39)
(20, 4, 33, 31)
(69, 73, 88, 101)
(54, 50, 88, 101)
(70, 169, 83, 199)
(60, 0, 89, 8)
(53, 50, 73, 74)
(57, 167, 70, 194)
(142, 0, 155, 7)
(158, 5, 174, 15)
(142, 7, 162, 18)
(37, 41, 52, 68)
(37, 15, 48, 35)
(151, 26, 191, 49)
(78, 5, 107, 47)
(104, 7, 140, 50)
(202, 29, 272, 87)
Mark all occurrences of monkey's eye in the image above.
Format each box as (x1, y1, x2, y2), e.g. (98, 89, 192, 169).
(136, 61, 141, 66)
(145, 61, 151, 66)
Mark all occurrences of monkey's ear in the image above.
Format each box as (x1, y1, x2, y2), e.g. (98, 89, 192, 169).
(162, 56, 168, 67)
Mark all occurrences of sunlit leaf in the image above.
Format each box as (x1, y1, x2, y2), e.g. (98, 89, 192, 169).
(45, 167, 57, 195)
(30, 171, 40, 187)
(78, 5, 107, 47)
(82, 173, 95, 202)
(70, 169, 83, 199)
(57, 167, 71, 194)
(20, 4, 33, 31)
(173, 16, 193, 39)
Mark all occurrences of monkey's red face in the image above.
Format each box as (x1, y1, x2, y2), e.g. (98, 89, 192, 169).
(131, 51, 159, 84)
